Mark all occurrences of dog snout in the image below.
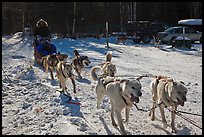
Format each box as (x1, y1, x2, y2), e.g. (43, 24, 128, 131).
(138, 91, 142, 97)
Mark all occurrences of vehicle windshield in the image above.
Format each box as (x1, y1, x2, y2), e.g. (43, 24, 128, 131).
(164, 27, 175, 33)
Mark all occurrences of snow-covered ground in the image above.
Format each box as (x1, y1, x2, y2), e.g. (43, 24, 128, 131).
(2, 34, 202, 135)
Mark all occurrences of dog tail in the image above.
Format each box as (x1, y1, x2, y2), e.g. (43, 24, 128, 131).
(73, 49, 80, 57)
(90, 66, 101, 81)
(106, 51, 112, 62)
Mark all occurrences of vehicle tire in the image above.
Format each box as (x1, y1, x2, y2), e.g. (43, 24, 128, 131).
(133, 38, 141, 43)
(171, 37, 177, 45)
(142, 35, 151, 43)
(200, 36, 202, 43)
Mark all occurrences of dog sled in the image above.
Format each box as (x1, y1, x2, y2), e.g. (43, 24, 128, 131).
(33, 37, 68, 66)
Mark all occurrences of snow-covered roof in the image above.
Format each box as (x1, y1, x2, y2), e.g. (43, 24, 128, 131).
(178, 19, 202, 25)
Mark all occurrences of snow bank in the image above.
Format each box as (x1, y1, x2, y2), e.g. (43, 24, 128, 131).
(178, 19, 202, 25)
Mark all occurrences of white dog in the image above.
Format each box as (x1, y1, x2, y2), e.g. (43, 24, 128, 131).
(91, 71, 142, 134)
(91, 51, 116, 80)
(149, 77, 188, 133)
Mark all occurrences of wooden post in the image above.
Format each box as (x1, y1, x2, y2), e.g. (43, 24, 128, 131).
(106, 22, 109, 48)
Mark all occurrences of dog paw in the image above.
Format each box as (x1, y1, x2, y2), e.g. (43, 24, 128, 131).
(112, 122, 117, 127)
(171, 128, 177, 133)
(151, 116, 155, 121)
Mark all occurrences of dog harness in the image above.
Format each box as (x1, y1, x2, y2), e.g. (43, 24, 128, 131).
(60, 63, 67, 78)
(97, 62, 115, 78)
(78, 57, 85, 67)
(41, 57, 45, 67)
(161, 81, 178, 107)
(60, 63, 72, 79)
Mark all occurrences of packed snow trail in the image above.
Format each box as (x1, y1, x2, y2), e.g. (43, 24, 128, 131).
(2, 35, 202, 135)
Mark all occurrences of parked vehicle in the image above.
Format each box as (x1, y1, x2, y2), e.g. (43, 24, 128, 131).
(126, 21, 152, 43)
(126, 21, 170, 44)
(149, 22, 171, 36)
(157, 26, 202, 44)
(115, 32, 128, 43)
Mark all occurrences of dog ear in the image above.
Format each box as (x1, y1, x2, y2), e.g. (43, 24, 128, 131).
(106, 51, 112, 62)
(173, 81, 177, 86)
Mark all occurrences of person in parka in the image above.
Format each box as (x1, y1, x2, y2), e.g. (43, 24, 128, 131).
(34, 19, 51, 37)
(34, 19, 51, 45)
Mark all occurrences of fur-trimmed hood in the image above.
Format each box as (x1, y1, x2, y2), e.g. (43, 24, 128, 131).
(36, 19, 48, 27)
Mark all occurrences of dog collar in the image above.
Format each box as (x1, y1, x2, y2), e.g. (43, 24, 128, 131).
(79, 56, 86, 67)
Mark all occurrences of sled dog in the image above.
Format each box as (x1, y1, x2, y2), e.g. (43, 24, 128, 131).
(56, 61, 76, 94)
(42, 54, 68, 80)
(91, 72, 142, 135)
(72, 49, 91, 79)
(42, 54, 59, 80)
(91, 51, 116, 81)
(149, 76, 188, 133)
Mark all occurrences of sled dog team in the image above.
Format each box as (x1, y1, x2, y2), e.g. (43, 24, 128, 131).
(41, 49, 188, 135)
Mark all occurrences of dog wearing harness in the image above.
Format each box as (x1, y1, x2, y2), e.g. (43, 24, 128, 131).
(90, 51, 117, 81)
(42, 54, 59, 80)
(91, 73, 143, 135)
(56, 61, 76, 94)
(149, 76, 188, 133)
(71, 49, 91, 79)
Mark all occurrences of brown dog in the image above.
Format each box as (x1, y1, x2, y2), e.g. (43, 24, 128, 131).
(91, 51, 117, 81)
(42, 54, 59, 80)
(71, 49, 91, 79)
(149, 76, 188, 133)
(42, 54, 68, 80)
(56, 61, 76, 94)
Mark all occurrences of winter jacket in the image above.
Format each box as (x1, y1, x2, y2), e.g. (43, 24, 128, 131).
(34, 26, 51, 38)
(36, 43, 57, 57)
